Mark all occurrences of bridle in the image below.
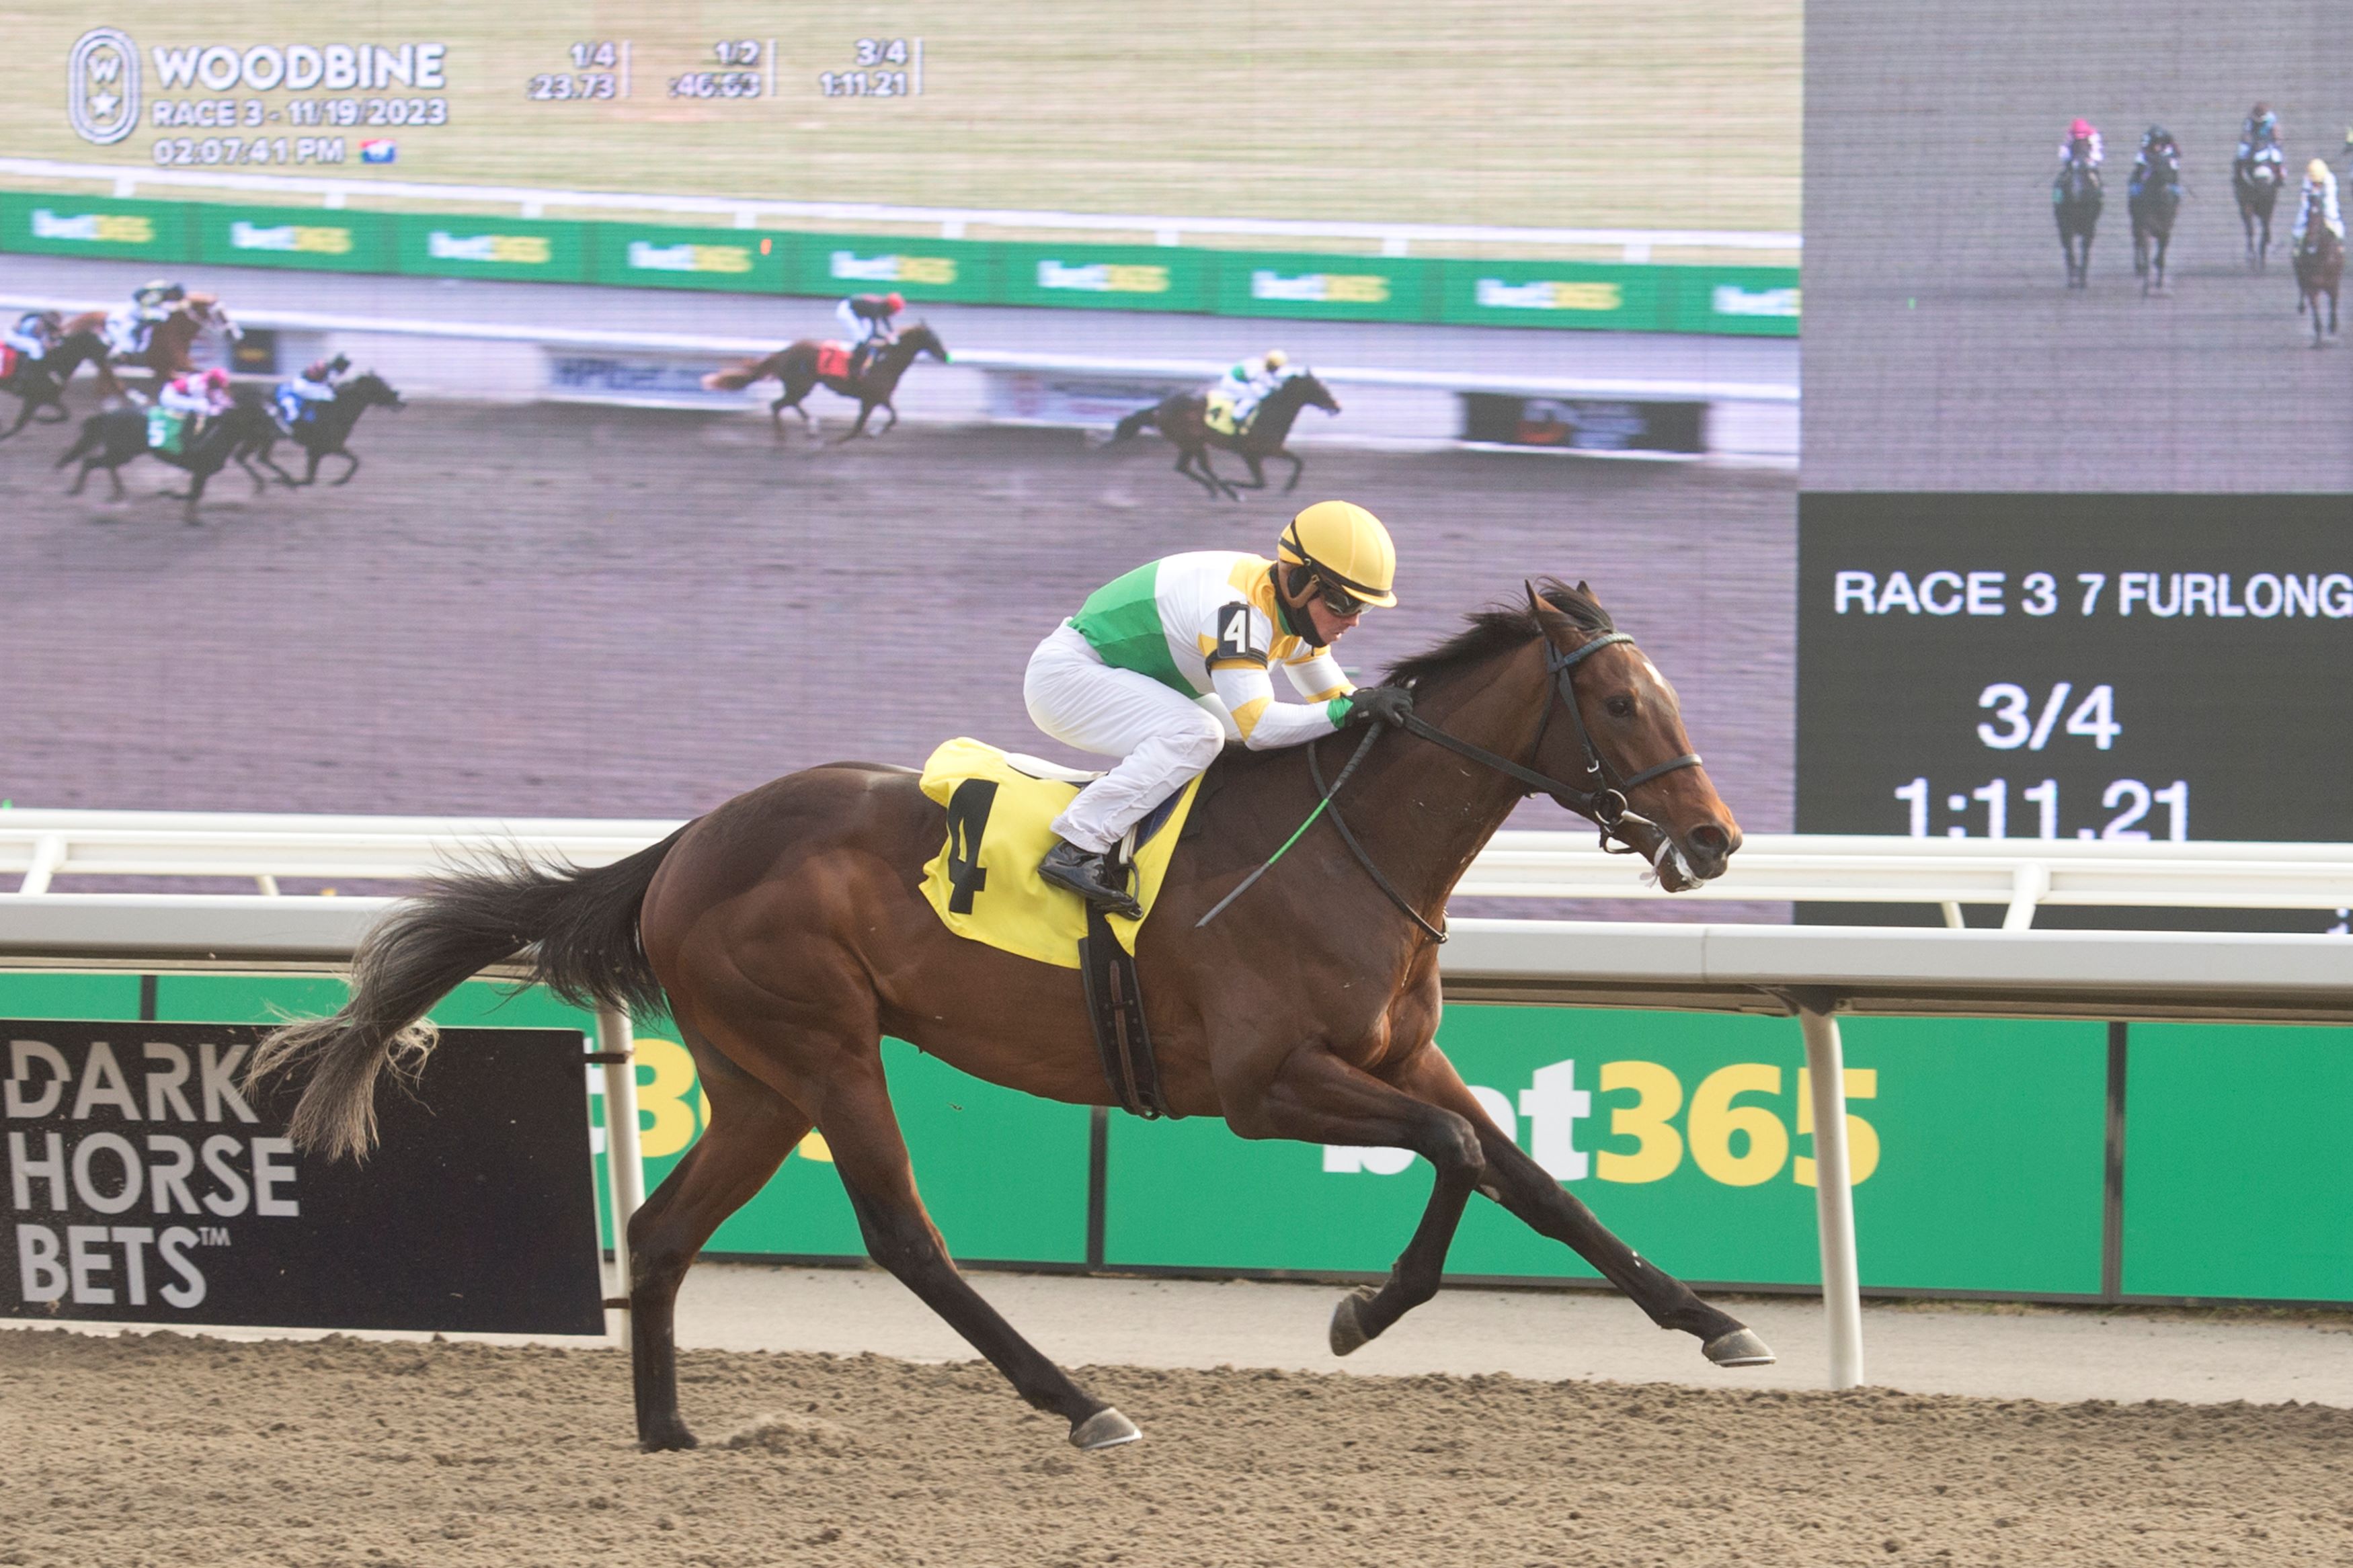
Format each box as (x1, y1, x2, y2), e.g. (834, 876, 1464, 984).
(1198, 627, 1705, 944)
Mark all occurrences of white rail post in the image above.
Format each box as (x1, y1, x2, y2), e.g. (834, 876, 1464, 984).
(595, 1005, 645, 1344)
(1794, 993, 1866, 1389)
(18, 833, 67, 895)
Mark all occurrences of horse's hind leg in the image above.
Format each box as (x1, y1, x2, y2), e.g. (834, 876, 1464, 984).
(1226, 1045, 1489, 1355)
(626, 1034, 809, 1451)
(820, 1053, 1137, 1450)
(1395, 1050, 1767, 1364)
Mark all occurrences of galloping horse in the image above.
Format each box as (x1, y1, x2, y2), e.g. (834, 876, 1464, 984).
(57, 294, 242, 401)
(2055, 161, 2103, 288)
(2129, 149, 2183, 295)
(252, 581, 1769, 1454)
(2235, 156, 2282, 270)
(1109, 369, 1341, 499)
(229, 372, 406, 489)
(2293, 199, 2344, 347)
(54, 395, 274, 523)
(701, 323, 949, 441)
(0, 333, 108, 439)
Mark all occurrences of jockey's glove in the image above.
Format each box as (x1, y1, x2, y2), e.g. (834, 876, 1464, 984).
(1342, 686, 1415, 729)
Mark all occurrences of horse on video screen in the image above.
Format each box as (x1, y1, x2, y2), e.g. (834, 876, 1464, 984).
(58, 294, 241, 401)
(231, 372, 406, 489)
(2294, 202, 2343, 347)
(0, 332, 108, 439)
(2235, 157, 2282, 270)
(54, 396, 274, 524)
(251, 581, 1775, 1455)
(1109, 370, 1340, 500)
(2129, 151, 2182, 295)
(2055, 161, 2102, 288)
(701, 323, 949, 442)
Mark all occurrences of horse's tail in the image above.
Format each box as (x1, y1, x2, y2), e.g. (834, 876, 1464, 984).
(701, 358, 770, 392)
(248, 828, 688, 1162)
(1110, 404, 1160, 443)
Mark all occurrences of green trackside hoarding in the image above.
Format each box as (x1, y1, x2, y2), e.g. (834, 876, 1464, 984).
(395, 212, 588, 284)
(1437, 258, 1672, 333)
(1211, 250, 1437, 324)
(0, 193, 190, 263)
(588, 222, 793, 294)
(994, 241, 1213, 313)
(1669, 265, 1802, 336)
(195, 204, 392, 273)
(795, 233, 998, 304)
(1105, 1009, 2108, 1296)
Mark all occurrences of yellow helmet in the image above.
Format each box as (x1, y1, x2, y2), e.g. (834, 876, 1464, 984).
(1279, 500, 1397, 608)
(1263, 349, 1288, 370)
(2311, 158, 2334, 183)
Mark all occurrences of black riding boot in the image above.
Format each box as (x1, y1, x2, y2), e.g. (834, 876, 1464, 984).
(1039, 841, 1142, 919)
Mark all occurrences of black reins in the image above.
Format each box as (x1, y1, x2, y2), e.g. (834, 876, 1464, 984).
(1197, 628, 1704, 943)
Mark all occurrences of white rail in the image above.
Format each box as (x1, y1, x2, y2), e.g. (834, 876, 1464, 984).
(3, 812, 2343, 925)
(0, 293, 1801, 406)
(0, 156, 1802, 263)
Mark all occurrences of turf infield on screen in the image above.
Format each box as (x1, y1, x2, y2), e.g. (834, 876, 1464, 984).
(1, 1, 1798, 244)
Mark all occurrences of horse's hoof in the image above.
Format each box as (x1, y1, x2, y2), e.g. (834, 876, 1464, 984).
(1703, 1327, 1776, 1368)
(1329, 1286, 1382, 1357)
(638, 1421, 700, 1453)
(1069, 1407, 1142, 1451)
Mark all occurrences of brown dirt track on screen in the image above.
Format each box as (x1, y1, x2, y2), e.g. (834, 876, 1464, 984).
(5, 1327, 2350, 1566)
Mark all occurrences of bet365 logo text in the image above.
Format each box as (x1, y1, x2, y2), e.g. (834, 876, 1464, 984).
(68, 29, 142, 145)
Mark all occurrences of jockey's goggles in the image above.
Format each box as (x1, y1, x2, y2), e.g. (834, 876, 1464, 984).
(1311, 576, 1366, 617)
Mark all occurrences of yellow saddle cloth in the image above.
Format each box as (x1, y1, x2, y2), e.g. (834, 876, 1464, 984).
(918, 737, 1201, 970)
(1203, 389, 1243, 437)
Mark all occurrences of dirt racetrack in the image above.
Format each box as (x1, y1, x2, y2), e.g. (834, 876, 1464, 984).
(7, 1327, 2352, 1567)
(0, 401, 1794, 841)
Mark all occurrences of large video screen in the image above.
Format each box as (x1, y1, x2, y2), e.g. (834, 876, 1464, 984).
(0, 4, 1798, 865)
(1798, 0, 2353, 921)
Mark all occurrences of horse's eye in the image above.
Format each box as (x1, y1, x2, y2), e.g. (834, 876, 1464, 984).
(1605, 695, 1635, 718)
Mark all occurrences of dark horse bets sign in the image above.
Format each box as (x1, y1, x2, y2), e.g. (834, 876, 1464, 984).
(3, 1022, 601, 1336)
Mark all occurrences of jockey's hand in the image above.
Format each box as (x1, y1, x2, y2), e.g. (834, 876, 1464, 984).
(1343, 686, 1414, 729)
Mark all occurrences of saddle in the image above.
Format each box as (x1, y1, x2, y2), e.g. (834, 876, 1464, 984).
(0, 345, 17, 380)
(815, 340, 854, 380)
(916, 738, 1198, 1119)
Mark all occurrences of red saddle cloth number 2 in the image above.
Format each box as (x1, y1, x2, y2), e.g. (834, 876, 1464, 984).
(816, 341, 852, 379)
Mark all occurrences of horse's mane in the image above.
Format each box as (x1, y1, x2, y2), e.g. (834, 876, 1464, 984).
(1384, 579, 1613, 691)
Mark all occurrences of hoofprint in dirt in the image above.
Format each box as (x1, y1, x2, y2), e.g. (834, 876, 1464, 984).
(0, 407, 1794, 837)
(5, 1330, 2350, 1568)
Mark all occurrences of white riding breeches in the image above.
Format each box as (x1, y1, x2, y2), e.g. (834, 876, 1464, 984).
(1025, 622, 1228, 854)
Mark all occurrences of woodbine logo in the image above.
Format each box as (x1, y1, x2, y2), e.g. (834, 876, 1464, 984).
(67, 28, 141, 145)
(68, 28, 449, 144)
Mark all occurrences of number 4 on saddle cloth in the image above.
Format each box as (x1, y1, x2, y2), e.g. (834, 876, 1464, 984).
(918, 737, 1201, 970)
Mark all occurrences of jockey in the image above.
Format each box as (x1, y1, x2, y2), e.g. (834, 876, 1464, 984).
(1026, 499, 1406, 913)
(276, 354, 349, 425)
(1220, 348, 1289, 429)
(113, 278, 186, 355)
(2129, 126, 2181, 198)
(2059, 118, 2103, 175)
(155, 366, 230, 443)
(2293, 158, 2344, 247)
(2239, 104, 2282, 161)
(834, 291, 904, 376)
(1, 308, 60, 365)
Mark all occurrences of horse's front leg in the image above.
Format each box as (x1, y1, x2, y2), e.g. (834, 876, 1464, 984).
(1278, 450, 1306, 493)
(1226, 1044, 1488, 1354)
(833, 402, 877, 444)
(877, 400, 899, 435)
(1230, 452, 1271, 491)
(1392, 1048, 1771, 1366)
(331, 450, 361, 486)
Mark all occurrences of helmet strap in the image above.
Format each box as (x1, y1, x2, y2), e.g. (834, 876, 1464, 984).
(1275, 565, 1324, 645)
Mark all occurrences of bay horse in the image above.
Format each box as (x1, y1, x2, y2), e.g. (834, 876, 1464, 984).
(2128, 149, 2182, 295)
(2054, 161, 2102, 289)
(2293, 202, 2343, 347)
(2235, 156, 2282, 270)
(56, 294, 242, 401)
(54, 396, 273, 523)
(0, 333, 107, 440)
(251, 581, 1771, 1454)
(229, 372, 406, 488)
(1109, 369, 1341, 499)
(700, 323, 949, 442)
